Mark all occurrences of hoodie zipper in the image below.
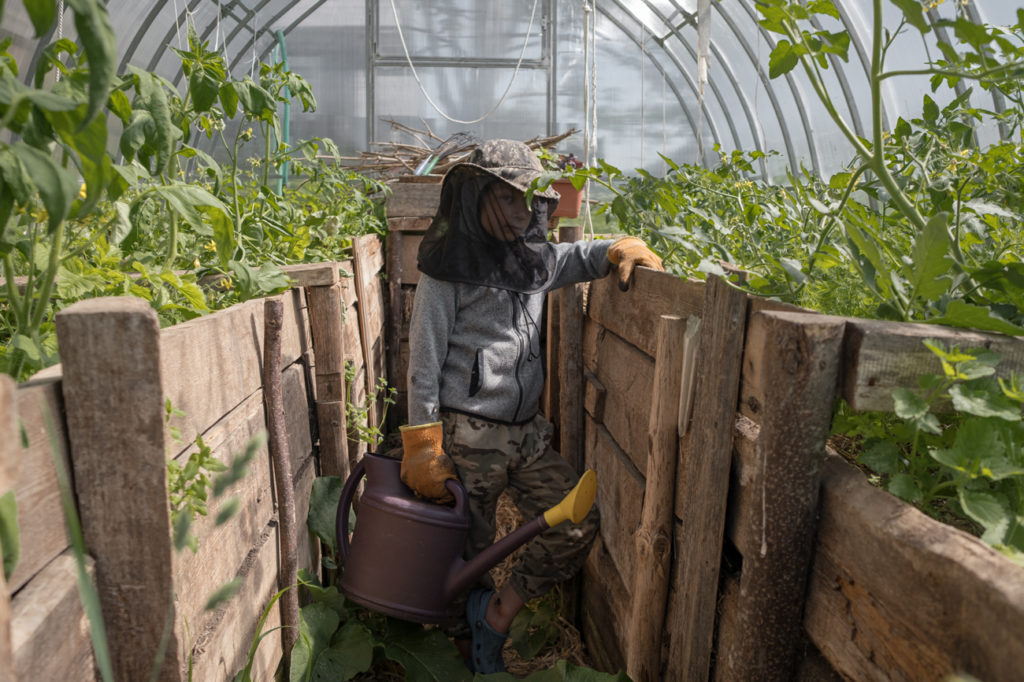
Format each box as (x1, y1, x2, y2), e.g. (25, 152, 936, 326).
(509, 291, 526, 422)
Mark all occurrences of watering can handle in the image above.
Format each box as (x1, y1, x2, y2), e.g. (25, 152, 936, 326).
(336, 457, 367, 565)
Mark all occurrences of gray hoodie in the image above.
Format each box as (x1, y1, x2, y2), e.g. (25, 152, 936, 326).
(407, 239, 612, 426)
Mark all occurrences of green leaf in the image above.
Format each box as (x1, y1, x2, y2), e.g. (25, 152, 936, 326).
(382, 621, 471, 682)
(290, 602, 341, 682)
(205, 577, 243, 611)
(906, 213, 951, 301)
(66, 0, 118, 125)
(172, 509, 194, 553)
(307, 476, 343, 556)
(886, 473, 923, 504)
(889, 0, 930, 34)
(522, 660, 631, 681)
(925, 301, 1024, 336)
(858, 439, 903, 475)
(11, 141, 78, 232)
(959, 489, 1009, 537)
(768, 39, 800, 79)
(214, 496, 241, 526)
(0, 490, 20, 581)
(950, 382, 1022, 421)
(23, 0, 56, 37)
(893, 387, 929, 420)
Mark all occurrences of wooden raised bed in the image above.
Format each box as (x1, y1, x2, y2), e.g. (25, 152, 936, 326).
(1, 249, 387, 680)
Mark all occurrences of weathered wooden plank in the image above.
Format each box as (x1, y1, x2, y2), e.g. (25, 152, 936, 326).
(587, 269, 704, 357)
(396, 233, 424, 287)
(8, 379, 70, 593)
(558, 226, 586, 473)
(580, 533, 629, 675)
(188, 520, 282, 682)
(11, 551, 96, 681)
(626, 316, 687, 682)
(544, 291, 561, 437)
(582, 319, 654, 476)
(352, 236, 385, 430)
(586, 416, 644, 593)
(55, 296, 182, 681)
(307, 281, 349, 478)
(842, 317, 1024, 412)
(804, 454, 1024, 682)
(718, 312, 846, 681)
(725, 415, 759, 558)
(173, 363, 312, 632)
(388, 216, 432, 232)
(0, 375, 15, 678)
(281, 262, 340, 288)
(665, 275, 749, 682)
(160, 289, 309, 457)
(385, 180, 442, 218)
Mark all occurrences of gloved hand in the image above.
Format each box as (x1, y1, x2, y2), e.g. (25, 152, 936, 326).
(607, 236, 664, 291)
(399, 422, 459, 504)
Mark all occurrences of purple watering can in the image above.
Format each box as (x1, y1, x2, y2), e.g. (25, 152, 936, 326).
(335, 451, 597, 623)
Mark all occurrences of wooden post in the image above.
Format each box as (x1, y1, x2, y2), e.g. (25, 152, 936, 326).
(718, 312, 845, 681)
(264, 298, 299, 662)
(304, 271, 350, 479)
(386, 229, 405, 434)
(558, 224, 585, 472)
(352, 235, 382, 432)
(55, 296, 181, 681)
(666, 275, 749, 682)
(626, 315, 688, 682)
(0, 375, 16, 680)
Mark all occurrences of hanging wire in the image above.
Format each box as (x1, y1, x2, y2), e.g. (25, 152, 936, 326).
(640, 23, 645, 170)
(582, 0, 598, 238)
(696, 0, 711, 165)
(388, 0, 540, 125)
(55, 0, 64, 81)
(662, 70, 667, 176)
(250, 10, 260, 78)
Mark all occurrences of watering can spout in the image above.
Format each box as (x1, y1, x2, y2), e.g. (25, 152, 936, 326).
(444, 470, 597, 601)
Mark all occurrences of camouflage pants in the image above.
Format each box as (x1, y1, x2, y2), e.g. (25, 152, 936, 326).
(440, 410, 600, 625)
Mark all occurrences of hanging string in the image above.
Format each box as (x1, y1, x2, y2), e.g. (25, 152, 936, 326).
(640, 24, 645, 170)
(662, 71, 667, 176)
(582, 0, 598, 238)
(696, 0, 711, 165)
(55, 0, 64, 81)
(173, 0, 184, 50)
(250, 10, 260, 78)
(388, 0, 540, 125)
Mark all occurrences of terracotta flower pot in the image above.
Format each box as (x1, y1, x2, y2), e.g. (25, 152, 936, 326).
(551, 178, 584, 218)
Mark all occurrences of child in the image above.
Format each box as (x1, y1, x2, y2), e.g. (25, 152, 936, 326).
(400, 139, 663, 673)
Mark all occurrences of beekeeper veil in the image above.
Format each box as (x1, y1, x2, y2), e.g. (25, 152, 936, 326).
(416, 139, 563, 294)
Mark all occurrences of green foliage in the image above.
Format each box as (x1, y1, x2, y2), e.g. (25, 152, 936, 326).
(165, 401, 265, 553)
(0, 490, 19, 581)
(1, 7, 388, 382)
(284, 569, 630, 682)
(836, 341, 1024, 564)
(345, 367, 397, 449)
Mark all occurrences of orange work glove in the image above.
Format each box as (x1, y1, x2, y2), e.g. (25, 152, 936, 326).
(399, 422, 459, 504)
(607, 236, 664, 291)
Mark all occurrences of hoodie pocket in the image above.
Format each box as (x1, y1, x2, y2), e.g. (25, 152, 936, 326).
(469, 348, 484, 397)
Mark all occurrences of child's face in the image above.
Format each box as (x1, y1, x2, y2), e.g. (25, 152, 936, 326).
(479, 182, 532, 241)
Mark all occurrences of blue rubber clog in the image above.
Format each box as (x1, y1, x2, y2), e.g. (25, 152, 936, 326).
(465, 587, 507, 674)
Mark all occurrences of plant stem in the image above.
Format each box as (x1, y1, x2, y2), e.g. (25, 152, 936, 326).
(164, 210, 179, 272)
(28, 218, 65, 332)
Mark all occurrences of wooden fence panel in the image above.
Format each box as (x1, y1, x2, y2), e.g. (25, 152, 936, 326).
(584, 417, 645, 590)
(1, 376, 16, 678)
(841, 318, 1024, 412)
(581, 319, 654, 476)
(716, 312, 845, 681)
(804, 454, 1024, 682)
(56, 297, 181, 681)
(587, 269, 703, 357)
(10, 552, 95, 680)
(8, 379, 70, 593)
(665, 275, 749, 682)
(160, 288, 308, 458)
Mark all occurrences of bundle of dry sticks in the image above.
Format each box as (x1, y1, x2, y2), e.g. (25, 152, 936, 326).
(334, 120, 579, 177)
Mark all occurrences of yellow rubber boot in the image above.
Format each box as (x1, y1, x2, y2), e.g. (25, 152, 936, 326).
(399, 422, 459, 504)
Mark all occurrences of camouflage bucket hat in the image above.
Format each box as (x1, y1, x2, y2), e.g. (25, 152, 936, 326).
(445, 138, 561, 201)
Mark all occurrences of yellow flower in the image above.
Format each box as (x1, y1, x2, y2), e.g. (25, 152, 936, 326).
(204, 240, 217, 252)
(78, 183, 87, 199)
